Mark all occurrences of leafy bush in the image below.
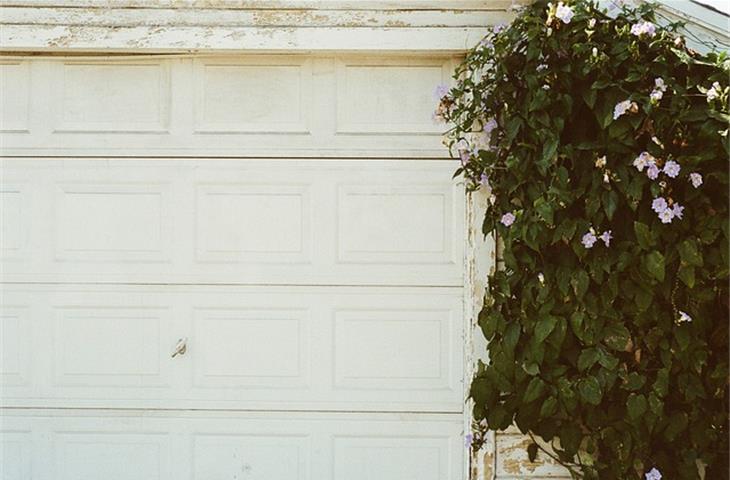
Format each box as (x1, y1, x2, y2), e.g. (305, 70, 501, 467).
(436, 1, 729, 478)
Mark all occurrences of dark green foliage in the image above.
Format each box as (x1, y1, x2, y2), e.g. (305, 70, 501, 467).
(438, 1, 729, 478)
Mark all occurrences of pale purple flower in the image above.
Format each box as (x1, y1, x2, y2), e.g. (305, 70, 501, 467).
(492, 23, 507, 34)
(678, 311, 692, 323)
(645, 468, 662, 480)
(501, 212, 516, 227)
(650, 90, 664, 102)
(663, 160, 681, 178)
(555, 2, 575, 24)
(582, 232, 598, 248)
(651, 197, 668, 213)
(706, 81, 721, 102)
(465, 433, 474, 447)
(588, 18, 597, 29)
(480, 173, 489, 185)
(600, 230, 613, 247)
(433, 83, 450, 101)
(646, 163, 660, 180)
(631, 21, 657, 38)
(658, 207, 674, 224)
(655, 77, 666, 91)
(536, 63, 548, 72)
(672, 203, 684, 219)
(613, 99, 636, 120)
(633, 151, 655, 171)
(483, 118, 498, 134)
(689, 172, 703, 188)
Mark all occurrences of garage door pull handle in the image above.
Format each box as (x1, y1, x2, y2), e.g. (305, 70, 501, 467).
(171, 337, 188, 358)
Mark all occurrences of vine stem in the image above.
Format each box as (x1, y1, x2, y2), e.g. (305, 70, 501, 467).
(527, 432, 584, 478)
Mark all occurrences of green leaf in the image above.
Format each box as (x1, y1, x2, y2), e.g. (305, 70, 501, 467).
(582, 88, 597, 108)
(571, 270, 590, 299)
(504, 322, 521, 355)
(678, 239, 703, 267)
(570, 311, 585, 337)
(540, 396, 559, 419)
(534, 197, 554, 224)
(634, 221, 654, 250)
(535, 315, 558, 343)
(623, 372, 646, 391)
(602, 324, 631, 351)
(645, 251, 666, 282)
(577, 348, 600, 371)
(678, 264, 695, 288)
(603, 190, 619, 220)
(627, 393, 647, 420)
(524, 377, 547, 403)
(541, 136, 559, 165)
(559, 424, 583, 455)
(578, 377, 602, 405)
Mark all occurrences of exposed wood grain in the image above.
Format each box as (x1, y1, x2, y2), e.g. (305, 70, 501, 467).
(0, 24, 499, 52)
(0, 7, 513, 28)
(0, 0, 525, 10)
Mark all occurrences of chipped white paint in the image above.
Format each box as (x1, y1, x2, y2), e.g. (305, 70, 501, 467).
(0, 1, 525, 52)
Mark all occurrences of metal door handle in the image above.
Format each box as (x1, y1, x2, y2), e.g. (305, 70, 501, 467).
(171, 337, 187, 358)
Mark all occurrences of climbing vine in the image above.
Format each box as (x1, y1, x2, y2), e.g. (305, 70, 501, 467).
(437, 1, 729, 478)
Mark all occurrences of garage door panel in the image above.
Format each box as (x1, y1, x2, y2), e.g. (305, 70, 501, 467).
(194, 57, 312, 134)
(54, 431, 171, 480)
(52, 306, 172, 388)
(1, 411, 464, 480)
(53, 61, 171, 134)
(54, 182, 173, 263)
(194, 183, 312, 264)
(0, 430, 32, 480)
(0, 159, 463, 285)
(192, 307, 310, 389)
(0, 57, 457, 157)
(193, 433, 309, 480)
(334, 436, 450, 480)
(335, 58, 448, 135)
(0, 307, 31, 388)
(1, 285, 463, 411)
(0, 61, 30, 134)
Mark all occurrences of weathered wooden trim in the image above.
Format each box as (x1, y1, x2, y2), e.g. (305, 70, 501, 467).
(0, 7, 512, 28)
(0, 24, 494, 52)
(0, 0, 522, 11)
(655, 1, 730, 51)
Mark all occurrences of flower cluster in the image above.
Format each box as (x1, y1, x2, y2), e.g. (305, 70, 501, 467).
(501, 211, 516, 226)
(705, 81, 722, 102)
(645, 467, 662, 480)
(581, 227, 612, 248)
(649, 77, 667, 103)
(651, 196, 683, 224)
(630, 20, 656, 37)
(613, 99, 638, 119)
(555, 2, 575, 23)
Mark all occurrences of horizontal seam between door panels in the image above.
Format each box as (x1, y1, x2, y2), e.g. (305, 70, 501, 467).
(0, 406, 464, 415)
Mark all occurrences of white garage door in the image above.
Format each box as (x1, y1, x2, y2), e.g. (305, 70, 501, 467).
(0, 56, 466, 479)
